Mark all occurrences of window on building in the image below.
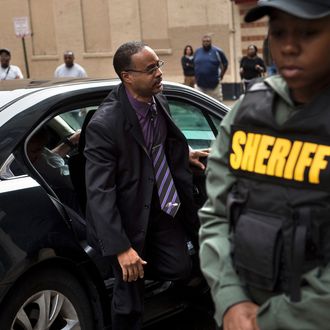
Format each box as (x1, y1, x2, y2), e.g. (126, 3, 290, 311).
(29, 0, 57, 55)
(81, 0, 111, 53)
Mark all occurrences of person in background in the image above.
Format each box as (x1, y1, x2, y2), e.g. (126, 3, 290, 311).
(240, 44, 266, 92)
(194, 35, 228, 102)
(27, 127, 81, 212)
(54, 51, 87, 78)
(181, 45, 195, 88)
(0, 48, 23, 80)
(199, 0, 330, 329)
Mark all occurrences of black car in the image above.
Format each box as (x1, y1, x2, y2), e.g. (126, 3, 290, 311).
(0, 79, 228, 329)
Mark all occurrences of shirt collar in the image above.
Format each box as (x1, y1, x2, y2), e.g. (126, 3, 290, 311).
(125, 87, 155, 118)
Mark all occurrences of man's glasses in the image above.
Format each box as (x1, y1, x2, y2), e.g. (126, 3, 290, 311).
(124, 60, 164, 75)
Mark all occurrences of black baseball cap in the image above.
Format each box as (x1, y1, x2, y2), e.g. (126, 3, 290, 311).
(245, 0, 330, 22)
(0, 48, 11, 56)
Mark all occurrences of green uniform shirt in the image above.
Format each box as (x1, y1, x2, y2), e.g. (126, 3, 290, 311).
(199, 75, 330, 329)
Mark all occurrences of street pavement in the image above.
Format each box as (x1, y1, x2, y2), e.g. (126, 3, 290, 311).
(222, 98, 239, 109)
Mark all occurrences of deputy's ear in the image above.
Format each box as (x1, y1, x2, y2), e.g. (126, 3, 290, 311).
(121, 71, 131, 84)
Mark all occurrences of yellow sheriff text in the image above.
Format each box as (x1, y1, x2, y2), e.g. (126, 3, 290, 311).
(230, 130, 330, 184)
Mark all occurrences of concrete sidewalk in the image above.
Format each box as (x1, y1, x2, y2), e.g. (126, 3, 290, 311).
(222, 99, 239, 109)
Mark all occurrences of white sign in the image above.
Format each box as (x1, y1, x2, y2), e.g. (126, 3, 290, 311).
(13, 17, 31, 38)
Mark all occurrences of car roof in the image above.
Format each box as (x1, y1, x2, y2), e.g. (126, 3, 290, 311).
(0, 78, 116, 108)
(0, 78, 227, 120)
(0, 78, 228, 167)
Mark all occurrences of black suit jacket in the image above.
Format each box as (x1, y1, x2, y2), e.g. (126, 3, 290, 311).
(84, 84, 199, 256)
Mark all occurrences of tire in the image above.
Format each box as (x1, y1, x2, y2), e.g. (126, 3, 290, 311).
(0, 268, 95, 330)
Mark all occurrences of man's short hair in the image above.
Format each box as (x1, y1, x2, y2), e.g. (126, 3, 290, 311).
(202, 35, 212, 40)
(64, 50, 74, 57)
(113, 41, 146, 79)
(0, 48, 11, 56)
(28, 126, 49, 151)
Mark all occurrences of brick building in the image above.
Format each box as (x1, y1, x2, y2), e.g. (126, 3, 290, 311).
(0, 0, 266, 99)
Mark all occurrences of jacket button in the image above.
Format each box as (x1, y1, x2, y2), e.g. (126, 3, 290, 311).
(144, 204, 150, 209)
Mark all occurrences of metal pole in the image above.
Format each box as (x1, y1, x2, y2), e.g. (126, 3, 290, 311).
(21, 36, 30, 78)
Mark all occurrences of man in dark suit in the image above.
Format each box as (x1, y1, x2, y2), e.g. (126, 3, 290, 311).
(84, 41, 204, 330)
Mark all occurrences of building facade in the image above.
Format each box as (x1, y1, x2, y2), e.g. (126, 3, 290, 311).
(0, 0, 266, 99)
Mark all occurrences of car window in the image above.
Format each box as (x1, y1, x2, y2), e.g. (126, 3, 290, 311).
(168, 99, 218, 149)
(19, 117, 83, 214)
(0, 154, 17, 179)
(6, 105, 99, 180)
(209, 114, 221, 131)
(59, 106, 98, 131)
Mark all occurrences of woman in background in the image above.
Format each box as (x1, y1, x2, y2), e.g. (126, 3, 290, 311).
(240, 44, 266, 92)
(181, 45, 195, 88)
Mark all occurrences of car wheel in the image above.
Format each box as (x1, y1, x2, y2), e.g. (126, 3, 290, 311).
(0, 268, 95, 330)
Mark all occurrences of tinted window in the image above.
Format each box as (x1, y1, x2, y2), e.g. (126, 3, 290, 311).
(59, 106, 98, 131)
(168, 99, 218, 149)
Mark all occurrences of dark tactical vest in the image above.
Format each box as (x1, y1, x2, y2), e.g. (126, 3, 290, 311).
(228, 81, 330, 302)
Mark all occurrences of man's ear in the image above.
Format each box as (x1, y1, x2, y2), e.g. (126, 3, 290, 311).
(121, 71, 132, 84)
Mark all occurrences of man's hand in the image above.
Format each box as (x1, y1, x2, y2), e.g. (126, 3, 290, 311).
(117, 247, 147, 282)
(53, 130, 81, 157)
(223, 301, 260, 330)
(69, 130, 81, 145)
(189, 148, 210, 170)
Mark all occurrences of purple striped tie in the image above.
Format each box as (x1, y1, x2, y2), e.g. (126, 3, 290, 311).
(150, 103, 180, 217)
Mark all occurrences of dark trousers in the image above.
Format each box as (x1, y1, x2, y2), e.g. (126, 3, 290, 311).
(110, 193, 192, 330)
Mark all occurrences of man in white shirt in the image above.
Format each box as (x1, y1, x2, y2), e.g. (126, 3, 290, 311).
(54, 51, 87, 78)
(0, 48, 24, 80)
